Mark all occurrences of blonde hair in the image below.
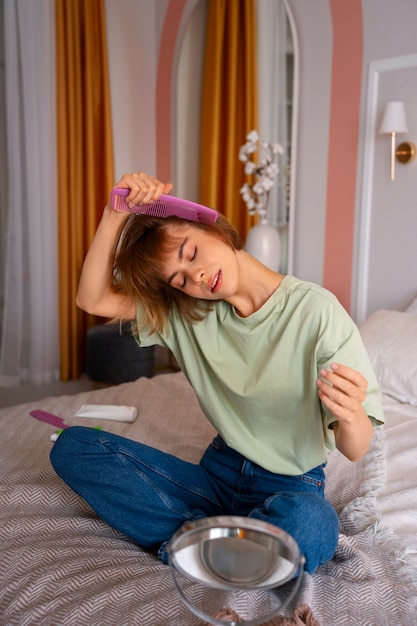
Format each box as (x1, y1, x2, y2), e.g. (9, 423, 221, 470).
(113, 213, 244, 334)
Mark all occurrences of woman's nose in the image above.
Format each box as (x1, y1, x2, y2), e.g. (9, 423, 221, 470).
(192, 267, 205, 284)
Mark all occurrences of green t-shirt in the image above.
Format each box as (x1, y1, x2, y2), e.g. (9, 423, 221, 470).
(135, 275, 383, 475)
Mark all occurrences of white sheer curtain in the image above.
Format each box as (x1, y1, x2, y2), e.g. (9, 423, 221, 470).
(0, 0, 59, 387)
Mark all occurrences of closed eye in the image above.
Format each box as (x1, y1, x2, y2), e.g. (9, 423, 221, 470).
(180, 247, 197, 289)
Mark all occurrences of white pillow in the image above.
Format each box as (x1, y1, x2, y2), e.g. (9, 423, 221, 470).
(359, 309, 417, 406)
(406, 296, 417, 314)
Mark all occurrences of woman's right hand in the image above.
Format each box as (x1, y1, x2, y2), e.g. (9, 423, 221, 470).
(76, 171, 171, 319)
(114, 172, 173, 210)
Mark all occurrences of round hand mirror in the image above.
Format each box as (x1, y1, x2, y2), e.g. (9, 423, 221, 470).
(169, 516, 305, 625)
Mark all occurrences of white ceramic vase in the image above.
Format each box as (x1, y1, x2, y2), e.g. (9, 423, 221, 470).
(245, 223, 281, 271)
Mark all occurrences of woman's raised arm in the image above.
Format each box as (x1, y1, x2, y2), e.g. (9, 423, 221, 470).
(76, 172, 172, 320)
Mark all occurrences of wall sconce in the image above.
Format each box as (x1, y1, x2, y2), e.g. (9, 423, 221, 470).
(379, 101, 416, 181)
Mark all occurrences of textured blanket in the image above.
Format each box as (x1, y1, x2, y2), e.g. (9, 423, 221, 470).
(1, 372, 416, 625)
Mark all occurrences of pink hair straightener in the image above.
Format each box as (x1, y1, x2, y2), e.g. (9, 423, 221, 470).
(110, 187, 218, 225)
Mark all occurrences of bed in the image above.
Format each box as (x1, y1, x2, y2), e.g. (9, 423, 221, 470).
(1, 302, 417, 626)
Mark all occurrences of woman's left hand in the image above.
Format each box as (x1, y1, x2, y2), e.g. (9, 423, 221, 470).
(316, 363, 372, 461)
(316, 363, 367, 424)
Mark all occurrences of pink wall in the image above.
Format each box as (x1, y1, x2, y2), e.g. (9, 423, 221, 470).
(323, 0, 363, 312)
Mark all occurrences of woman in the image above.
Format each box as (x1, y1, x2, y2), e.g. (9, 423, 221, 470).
(50, 171, 383, 575)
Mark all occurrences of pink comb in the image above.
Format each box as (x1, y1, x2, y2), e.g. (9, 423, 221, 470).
(110, 188, 218, 225)
(30, 409, 68, 429)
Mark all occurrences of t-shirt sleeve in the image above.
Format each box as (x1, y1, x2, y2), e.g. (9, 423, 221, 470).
(131, 301, 166, 348)
(317, 314, 384, 429)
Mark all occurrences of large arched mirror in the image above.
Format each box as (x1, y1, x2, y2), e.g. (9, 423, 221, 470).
(174, 0, 297, 275)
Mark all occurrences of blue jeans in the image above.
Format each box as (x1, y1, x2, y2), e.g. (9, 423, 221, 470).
(50, 428, 339, 574)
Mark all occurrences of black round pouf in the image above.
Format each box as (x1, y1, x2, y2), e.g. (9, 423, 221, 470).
(86, 323, 154, 384)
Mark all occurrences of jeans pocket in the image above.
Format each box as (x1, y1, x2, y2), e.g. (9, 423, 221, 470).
(296, 464, 326, 491)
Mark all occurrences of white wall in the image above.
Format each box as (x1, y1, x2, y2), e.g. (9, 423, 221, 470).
(175, 0, 207, 201)
(354, 0, 417, 320)
(105, 0, 168, 180)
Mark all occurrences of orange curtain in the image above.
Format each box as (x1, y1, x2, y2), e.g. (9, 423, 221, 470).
(56, 0, 114, 380)
(199, 0, 258, 240)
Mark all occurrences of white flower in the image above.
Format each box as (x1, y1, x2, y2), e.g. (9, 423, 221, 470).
(244, 161, 256, 175)
(246, 130, 259, 143)
(262, 178, 275, 192)
(239, 130, 284, 222)
(272, 143, 284, 155)
(265, 163, 279, 178)
(253, 182, 264, 195)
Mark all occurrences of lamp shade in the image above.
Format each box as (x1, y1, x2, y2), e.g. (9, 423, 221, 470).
(379, 101, 409, 134)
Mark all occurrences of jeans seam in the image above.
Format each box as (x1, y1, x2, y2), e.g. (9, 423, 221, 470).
(113, 445, 221, 508)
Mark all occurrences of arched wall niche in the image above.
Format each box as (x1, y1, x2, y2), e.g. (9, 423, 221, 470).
(157, 0, 299, 275)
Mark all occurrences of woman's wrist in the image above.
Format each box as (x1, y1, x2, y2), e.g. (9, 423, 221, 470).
(103, 202, 129, 220)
